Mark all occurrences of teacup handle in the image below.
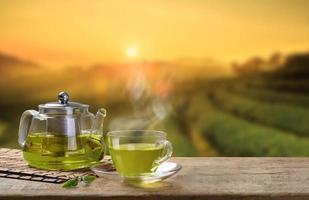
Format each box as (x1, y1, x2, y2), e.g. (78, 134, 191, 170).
(155, 140, 173, 165)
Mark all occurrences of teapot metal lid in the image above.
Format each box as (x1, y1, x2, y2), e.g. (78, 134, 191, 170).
(38, 91, 88, 114)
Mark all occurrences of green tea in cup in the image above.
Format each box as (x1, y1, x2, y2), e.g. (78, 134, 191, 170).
(107, 130, 172, 177)
(109, 143, 163, 176)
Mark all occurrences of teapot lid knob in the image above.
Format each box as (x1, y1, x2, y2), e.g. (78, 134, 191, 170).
(58, 91, 69, 104)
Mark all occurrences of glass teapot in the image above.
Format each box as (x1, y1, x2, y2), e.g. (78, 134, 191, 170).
(18, 91, 106, 171)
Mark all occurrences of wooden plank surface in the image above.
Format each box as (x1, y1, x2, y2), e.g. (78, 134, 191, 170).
(0, 157, 309, 200)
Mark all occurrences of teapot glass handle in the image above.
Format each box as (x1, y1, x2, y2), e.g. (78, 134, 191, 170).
(18, 110, 38, 148)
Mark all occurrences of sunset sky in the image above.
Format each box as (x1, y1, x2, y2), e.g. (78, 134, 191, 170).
(0, 0, 309, 67)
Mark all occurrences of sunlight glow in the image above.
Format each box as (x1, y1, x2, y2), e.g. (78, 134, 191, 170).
(127, 47, 138, 58)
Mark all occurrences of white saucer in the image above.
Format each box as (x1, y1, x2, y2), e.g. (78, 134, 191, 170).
(91, 161, 182, 184)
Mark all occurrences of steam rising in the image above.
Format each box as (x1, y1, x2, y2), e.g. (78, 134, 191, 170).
(109, 64, 171, 131)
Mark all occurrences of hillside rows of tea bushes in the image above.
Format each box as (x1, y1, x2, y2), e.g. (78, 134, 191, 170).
(187, 94, 309, 156)
(209, 88, 309, 137)
(182, 54, 309, 156)
(230, 82, 309, 108)
(245, 77, 309, 93)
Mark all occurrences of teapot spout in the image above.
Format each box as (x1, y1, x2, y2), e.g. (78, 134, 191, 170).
(92, 108, 106, 134)
(97, 108, 107, 118)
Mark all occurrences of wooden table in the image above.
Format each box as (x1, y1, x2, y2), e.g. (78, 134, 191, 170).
(0, 157, 308, 200)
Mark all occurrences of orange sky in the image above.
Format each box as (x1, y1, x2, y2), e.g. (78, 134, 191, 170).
(0, 0, 309, 67)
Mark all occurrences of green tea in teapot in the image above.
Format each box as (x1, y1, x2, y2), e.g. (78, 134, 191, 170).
(23, 132, 104, 171)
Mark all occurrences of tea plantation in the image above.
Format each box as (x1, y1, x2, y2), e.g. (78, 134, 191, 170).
(176, 53, 309, 156)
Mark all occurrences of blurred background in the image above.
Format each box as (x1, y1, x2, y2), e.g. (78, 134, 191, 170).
(1, 0, 309, 156)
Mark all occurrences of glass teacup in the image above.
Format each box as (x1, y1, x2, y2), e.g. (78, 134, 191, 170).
(107, 130, 173, 179)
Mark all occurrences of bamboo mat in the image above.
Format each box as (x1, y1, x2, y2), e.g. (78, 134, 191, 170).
(0, 148, 112, 184)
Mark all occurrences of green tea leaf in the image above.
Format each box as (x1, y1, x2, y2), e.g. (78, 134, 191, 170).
(82, 175, 96, 185)
(62, 175, 96, 188)
(62, 179, 78, 188)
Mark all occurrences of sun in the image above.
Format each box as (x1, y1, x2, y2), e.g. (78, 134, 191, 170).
(126, 47, 138, 58)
